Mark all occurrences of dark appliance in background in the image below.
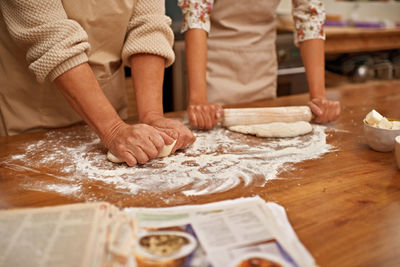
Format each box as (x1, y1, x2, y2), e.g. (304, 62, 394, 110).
(393, 51, 400, 79)
(276, 33, 308, 96)
(326, 50, 400, 82)
(163, 1, 183, 112)
(325, 54, 375, 83)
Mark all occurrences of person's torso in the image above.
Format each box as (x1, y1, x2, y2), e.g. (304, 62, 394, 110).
(0, 0, 135, 135)
(206, 0, 280, 105)
(209, 0, 280, 49)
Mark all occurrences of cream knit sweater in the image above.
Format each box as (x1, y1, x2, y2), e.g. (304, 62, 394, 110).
(0, 0, 174, 83)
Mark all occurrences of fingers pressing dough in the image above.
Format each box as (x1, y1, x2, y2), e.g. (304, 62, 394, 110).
(107, 140, 177, 164)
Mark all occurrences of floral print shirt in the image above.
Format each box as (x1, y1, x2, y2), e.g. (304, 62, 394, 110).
(177, 0, 326, 44)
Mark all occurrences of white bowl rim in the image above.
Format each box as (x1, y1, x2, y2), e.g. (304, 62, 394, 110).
(363, 119, 400, 132)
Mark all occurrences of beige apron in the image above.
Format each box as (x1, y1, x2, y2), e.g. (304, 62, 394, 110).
(206, 0, 280, 105)
(0, 0, 133, 136)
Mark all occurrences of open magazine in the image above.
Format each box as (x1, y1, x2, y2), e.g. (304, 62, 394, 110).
(0, 197, 315, 267)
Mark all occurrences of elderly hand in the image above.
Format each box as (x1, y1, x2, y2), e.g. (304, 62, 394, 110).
(187, 102, 223, 130)
(103, 122, 174, 166)
(308, 97, 341, 124)
(141, 114, 195, 153)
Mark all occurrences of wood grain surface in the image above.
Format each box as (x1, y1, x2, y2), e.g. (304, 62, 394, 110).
(1, 81, 400, 267)
(324, 27, 400, 54)
(276, 24, 400, 54)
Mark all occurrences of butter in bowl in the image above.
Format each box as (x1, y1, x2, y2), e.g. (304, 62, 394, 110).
(363, 109, 400, 152)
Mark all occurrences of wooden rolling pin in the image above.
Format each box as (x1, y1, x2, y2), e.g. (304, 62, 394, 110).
(222, 106, 312, 127)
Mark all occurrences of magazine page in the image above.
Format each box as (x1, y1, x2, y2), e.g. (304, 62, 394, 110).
(0, 197, 314, 267)
(262, 203, 315, 267)
(0, 202, 111, 267)
(104, 212, 137, 267)
(189, 200, 292, 267)
(125, 196, 315, 267)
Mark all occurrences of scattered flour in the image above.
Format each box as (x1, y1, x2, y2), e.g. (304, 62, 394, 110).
(21, 183, 82, 196)
(4, 125, 334, 197)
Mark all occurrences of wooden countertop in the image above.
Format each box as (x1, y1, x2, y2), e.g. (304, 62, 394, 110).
(325, 26, 400, 54)
(1, 81, 400, 266)
(277, 23, 400, 53)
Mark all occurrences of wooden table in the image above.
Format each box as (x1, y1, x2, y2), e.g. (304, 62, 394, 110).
(1, 81, 400, 267)
(324, 27, 400, 54)
(277, 23, 400, 54)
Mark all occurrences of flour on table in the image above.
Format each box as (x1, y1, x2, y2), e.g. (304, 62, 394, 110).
(29, 183, 81, 196)
(4, 124, 334, 197)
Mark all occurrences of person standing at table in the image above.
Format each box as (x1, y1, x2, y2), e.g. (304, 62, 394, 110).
(178, 0, 341, 129)
(0, 0, 195, 166)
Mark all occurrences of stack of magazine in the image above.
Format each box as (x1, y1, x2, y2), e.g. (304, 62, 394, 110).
(0, 196, 315, 267)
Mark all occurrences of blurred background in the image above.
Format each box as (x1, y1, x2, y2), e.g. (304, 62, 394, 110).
(126, 0, 400, 117)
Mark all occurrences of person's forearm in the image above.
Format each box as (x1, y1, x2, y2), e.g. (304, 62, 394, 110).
(185, 29, 208, 104)
(54, 63, 123, 145)
(299, 39, 326, 99)
(130, 54, 165, 123)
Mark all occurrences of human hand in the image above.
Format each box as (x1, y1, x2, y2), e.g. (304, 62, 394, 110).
(141, 114, 195, 153)
(308, 97, 341, 124)
(187, 103, 223, 130)
(103, 122, 174, 166)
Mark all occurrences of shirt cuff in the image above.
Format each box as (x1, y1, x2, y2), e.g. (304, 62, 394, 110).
(48, 53, 89, 82)
(181, 20, 211, 33)
(122, 30, 175, 68)
(294, 22, 325, 46)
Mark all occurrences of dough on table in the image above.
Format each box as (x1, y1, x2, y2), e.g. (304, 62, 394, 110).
(107, 140, 177, 163)
(228, 121, 312, 138)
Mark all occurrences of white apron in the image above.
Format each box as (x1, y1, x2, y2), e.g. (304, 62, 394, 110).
(206, 0, 280, 105)
(0, 0, 134, 136)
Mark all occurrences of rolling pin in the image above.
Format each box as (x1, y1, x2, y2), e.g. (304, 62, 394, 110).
(222, 106, 312, 127)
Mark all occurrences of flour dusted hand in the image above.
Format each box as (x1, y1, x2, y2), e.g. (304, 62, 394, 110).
(228, 121, 312, 138)
(141, 115, 195, 153)
(103, 122, 174, 166)
(107, 140, 177, 164)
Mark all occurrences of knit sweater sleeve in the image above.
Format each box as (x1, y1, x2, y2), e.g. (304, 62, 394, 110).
(0, 0, 90, 83)
(122, 0, 175, 68)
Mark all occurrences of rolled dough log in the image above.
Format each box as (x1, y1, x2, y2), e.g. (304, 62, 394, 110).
(107, 140, 177, 163)
(228, 121, 312, 138)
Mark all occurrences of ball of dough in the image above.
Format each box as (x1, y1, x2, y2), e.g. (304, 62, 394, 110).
(107, 150, 124, 163)
(107, 140, 177, 164)
(228, 121, 312, 138)
(157, 139, 177, 157)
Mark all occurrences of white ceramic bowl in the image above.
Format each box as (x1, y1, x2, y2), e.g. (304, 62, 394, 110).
(363, 120, 400, 152)
(395, 136, 400, 169)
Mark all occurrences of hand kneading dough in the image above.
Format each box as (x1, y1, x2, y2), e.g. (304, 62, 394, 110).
(107, 140, 177, 163)
(228, 121, 312, 138)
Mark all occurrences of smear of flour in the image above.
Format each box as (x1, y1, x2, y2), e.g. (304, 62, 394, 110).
(4, 125, 334, 197)
(21, 182, 82, 196)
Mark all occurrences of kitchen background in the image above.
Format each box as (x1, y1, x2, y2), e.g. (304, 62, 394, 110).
(126, 0, 400, 117)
